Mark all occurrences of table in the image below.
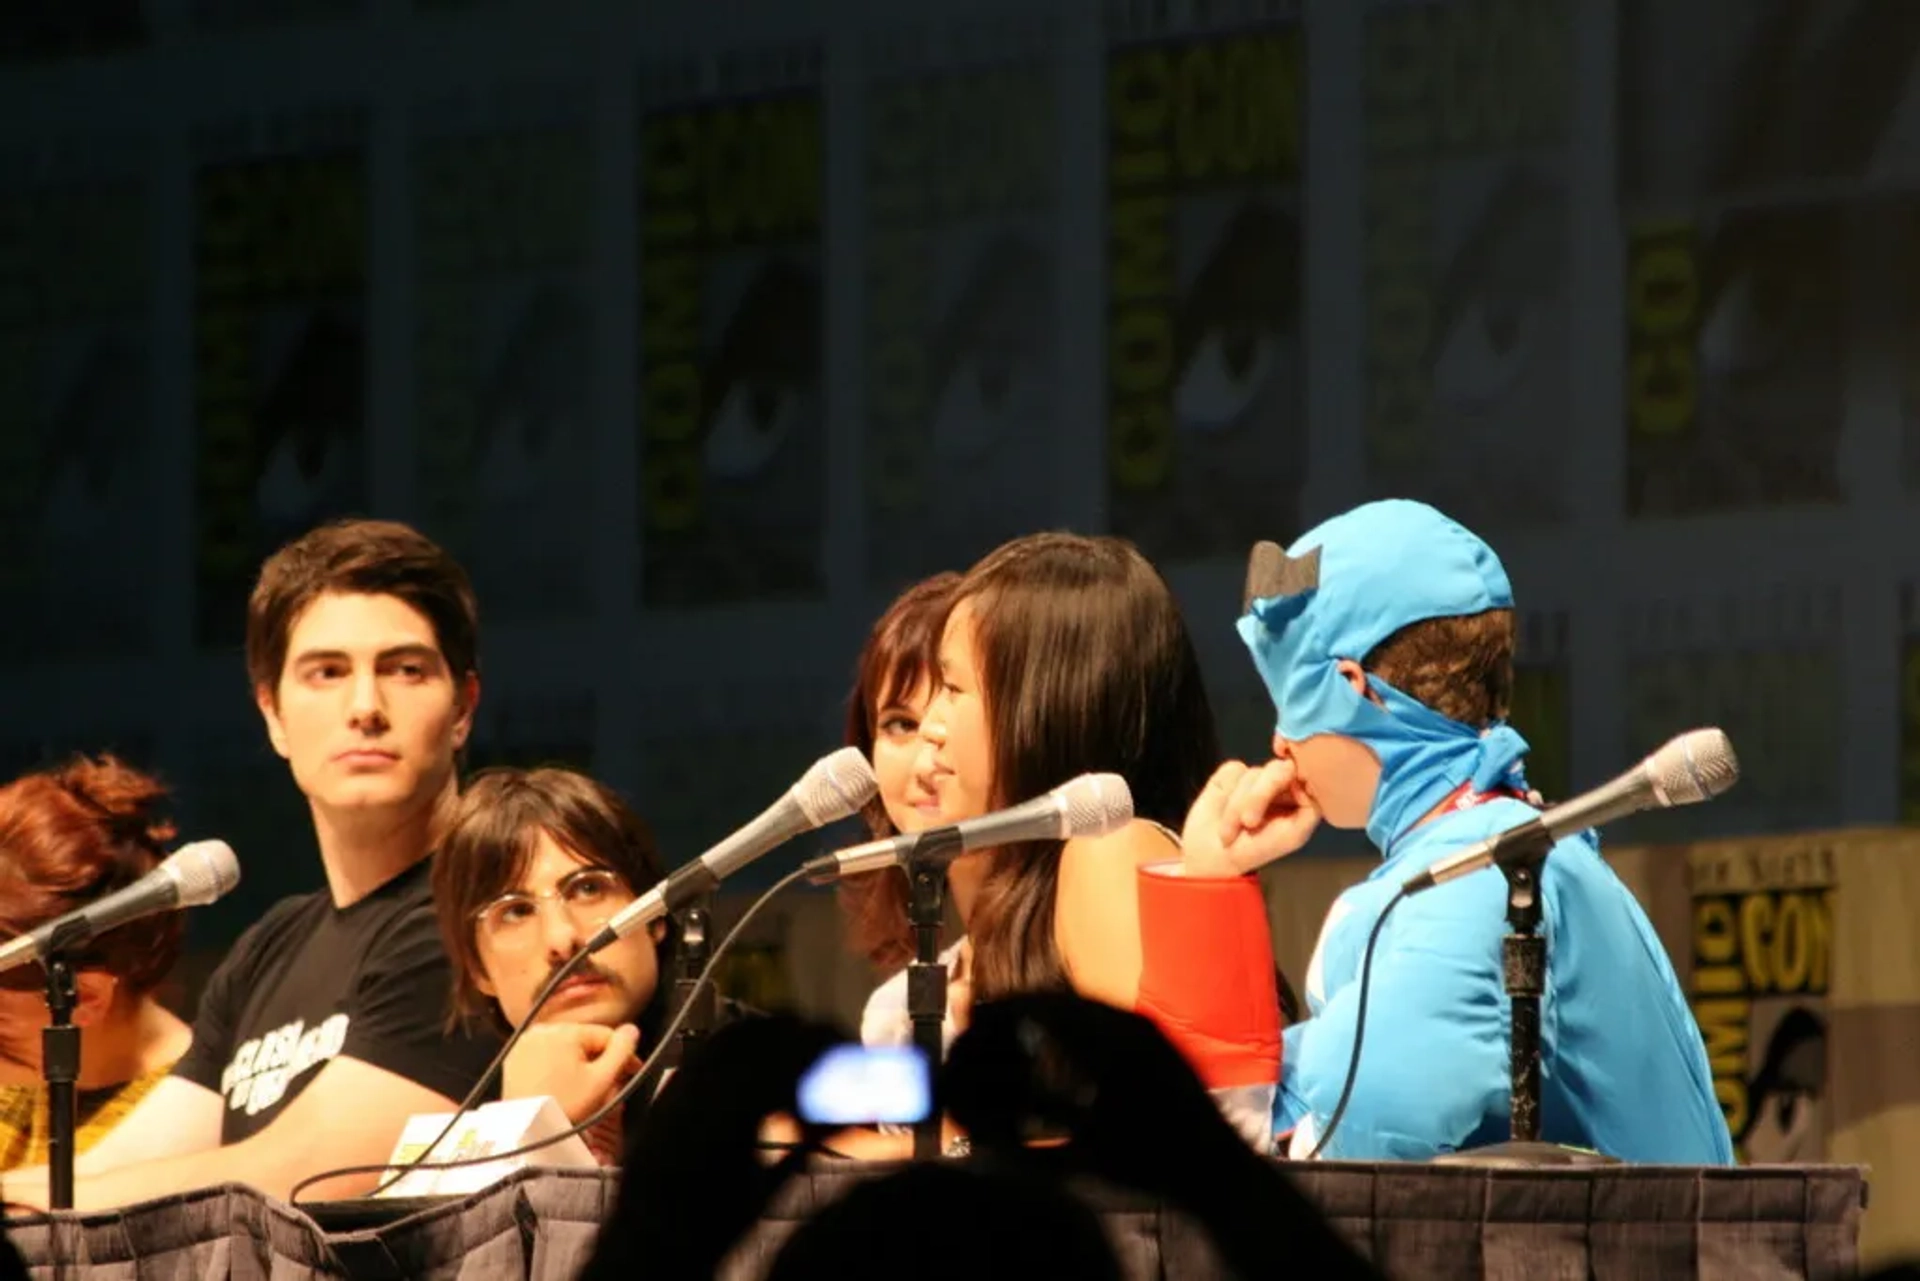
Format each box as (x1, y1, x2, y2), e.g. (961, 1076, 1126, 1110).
(4, 1160, 1867, 1280)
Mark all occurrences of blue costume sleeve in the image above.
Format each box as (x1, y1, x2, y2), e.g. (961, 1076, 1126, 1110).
(1280, 879, 1513, 1161)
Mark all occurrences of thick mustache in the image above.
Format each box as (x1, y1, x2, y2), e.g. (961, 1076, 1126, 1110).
(547, 960, 622, 992)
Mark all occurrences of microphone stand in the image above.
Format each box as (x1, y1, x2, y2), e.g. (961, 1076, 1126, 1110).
(1501, 834, 1547, 1146)
(42, 954, 80, 1210)
(1434, 827, 1617, 1168)
(664, 898, 717, 1072)
(905, 828, 961, 1161)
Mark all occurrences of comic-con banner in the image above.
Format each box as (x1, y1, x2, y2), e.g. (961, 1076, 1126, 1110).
(415, 86, 596, 622)
(0, 137, 155, 661)
(864, 15, 1058, 590)
(1623, 214, 1846, 517)
(1620, 586, 1843, 841)
(1618, 1, 1920, 211)
(1688, 839, 1834, 1164)
(193, 108, 367, 649)
(1616, 0, 1880, 517)
(1511, 608, 1570, 804)
(1106, 0, 1304, 563)
(637, 48, 826, 608)
(1363, 0, 1571, 531)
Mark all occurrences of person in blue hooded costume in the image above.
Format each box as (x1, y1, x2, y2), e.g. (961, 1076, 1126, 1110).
(1179, 499, 1731, 1163)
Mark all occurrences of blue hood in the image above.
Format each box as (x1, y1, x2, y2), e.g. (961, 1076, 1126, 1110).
(1237, 499, 1531, 852)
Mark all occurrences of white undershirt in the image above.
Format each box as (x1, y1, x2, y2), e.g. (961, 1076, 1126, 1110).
(858, 938, 969, 1054)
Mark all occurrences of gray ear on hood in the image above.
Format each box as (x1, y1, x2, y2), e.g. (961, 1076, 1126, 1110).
(1242, 541, 1320, 613)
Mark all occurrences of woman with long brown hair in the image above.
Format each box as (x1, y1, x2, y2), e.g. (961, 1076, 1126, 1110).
(835, 572, 974, 1049)
(915, 533, 1220, 1002)
(913, 533, 1285, 1142)
(0, 756, 193, 1170)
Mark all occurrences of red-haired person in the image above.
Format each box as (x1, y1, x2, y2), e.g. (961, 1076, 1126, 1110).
(0, 756, 193, 1170)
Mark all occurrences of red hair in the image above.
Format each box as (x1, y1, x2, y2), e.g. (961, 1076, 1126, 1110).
(0, 755, 182, 995)
(838, 573, 961, 974)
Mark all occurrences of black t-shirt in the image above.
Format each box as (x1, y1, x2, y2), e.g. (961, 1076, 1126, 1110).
(173, 860, 501, 1144)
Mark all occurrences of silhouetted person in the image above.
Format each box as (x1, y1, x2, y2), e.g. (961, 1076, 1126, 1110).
(945, 993, 1381, 1280)
(766, 1162, 1122, 1281)
(577, 1013, 840, 1281)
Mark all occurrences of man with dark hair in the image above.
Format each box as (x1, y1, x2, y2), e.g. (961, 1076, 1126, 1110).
(430, 767, 679, 1163)
(1182, 499, 1731, 1163)
(6, 518, 502, 1207)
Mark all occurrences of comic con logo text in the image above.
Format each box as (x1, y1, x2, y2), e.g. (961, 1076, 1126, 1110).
(194, 153, 363, 607)
(1692, 887, 1831, 1145)
(1365, 0, 1567, 470)
(1625, 221, 1699, 442)
(868, 67, 1050, 512)
(1107, 29, 1301, 494)
(639, 95, 820, 535)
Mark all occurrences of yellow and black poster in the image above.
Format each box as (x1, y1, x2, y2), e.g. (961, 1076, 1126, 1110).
(1511, 608, 1570, 804)
(193, 108, 367, 649)
(864, 18, 1056, 588)
(1622, 588, 1843, 841)
(1363, 0, 1570, 531)
(1106, 0, 1303, 562)
(1619, 1, 1920, 208)
(0, 140, 154, 660)
(637, 49, 825, 608)
(1617, 0, 1868, 517)
(1622, 210, 1845, 517)
(1689, 839, 1834, 1164)
(414, 86, 596, 622)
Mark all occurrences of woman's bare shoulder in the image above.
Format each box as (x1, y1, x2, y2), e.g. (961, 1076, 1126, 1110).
(1060, 818, 1180, 873)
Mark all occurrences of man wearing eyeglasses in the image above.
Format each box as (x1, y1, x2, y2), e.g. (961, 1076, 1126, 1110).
(430, 766, 709, 1163)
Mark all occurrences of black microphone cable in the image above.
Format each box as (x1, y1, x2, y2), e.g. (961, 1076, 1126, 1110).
(288, 865, 813, 1206)
(1302, 887, 1406, 1162)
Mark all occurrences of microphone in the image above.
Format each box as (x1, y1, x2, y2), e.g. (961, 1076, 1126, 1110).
(0, 840, 242, 974)
(801, 772, 1134, 883)
(584, 746, 878, 952)
(1402, 727, 1739, 895)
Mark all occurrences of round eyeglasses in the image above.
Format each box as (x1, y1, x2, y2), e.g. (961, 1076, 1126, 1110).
(472, 867, 634, 951)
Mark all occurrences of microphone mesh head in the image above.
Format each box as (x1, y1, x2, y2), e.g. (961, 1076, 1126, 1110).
(1053, 773, 1134, 838)
(1648, 728, 1740, 807)
(167, 841, 242, 908)
(794, 747, 881, 826)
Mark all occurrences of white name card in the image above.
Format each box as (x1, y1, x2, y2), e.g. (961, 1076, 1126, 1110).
(376, 1096, 598, 1198)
